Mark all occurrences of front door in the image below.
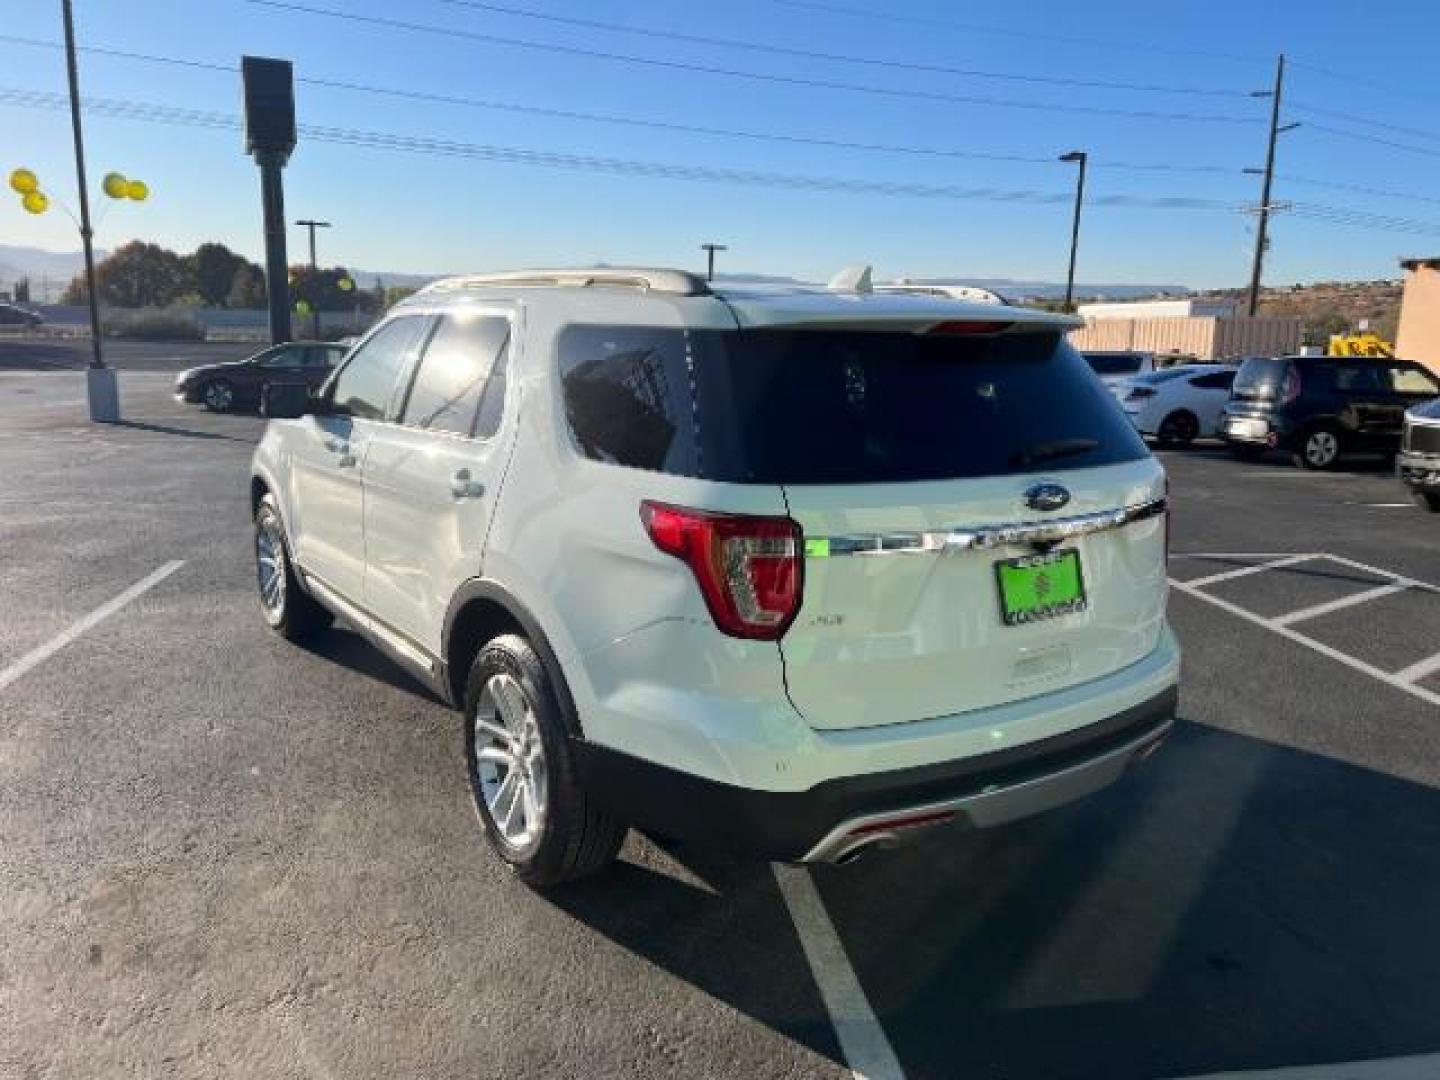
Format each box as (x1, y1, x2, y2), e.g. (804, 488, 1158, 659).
(288, 316, 428, 602)
(362, 308, 516, 654)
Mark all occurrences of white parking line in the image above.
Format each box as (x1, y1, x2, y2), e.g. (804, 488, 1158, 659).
(0, 560, 185, 693)
(772, 865, 905, 1080)
(1270, 582, 1409, 627)
(1180, 554, 1319, 590)
(1165, 1052, 1440, 1079)
(1169, 578, 1440, 709)
(1392, 650, 1440, 686)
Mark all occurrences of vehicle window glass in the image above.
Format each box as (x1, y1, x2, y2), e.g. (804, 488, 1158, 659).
(473, 345, 509, 439)
(300, 347, 337, 369)
(1190, 371, 1236, 390)
(1232, 358, 1290, 400)
(256, 346, 300, 368)
(558, 326, 1149, 482)
(329, 318, 423, 420)
(1084, 353, 1144, 376)
(558, 325, 700, 474)
(400, 314, 510, 436)
(1389, 365, 1440, 395)
(1333, 364, 1387, 392)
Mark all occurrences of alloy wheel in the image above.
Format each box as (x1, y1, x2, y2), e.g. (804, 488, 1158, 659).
(255, 517, 287, 617)
(204, 382, 233, 411)
(1305, 430, 1339, 468)
(473, 672, 548, 851)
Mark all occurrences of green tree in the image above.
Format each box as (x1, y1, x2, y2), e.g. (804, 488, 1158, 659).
(62, 241, 189, 308)
(226, 263, 267, 309)
(188, 243, 247, 307)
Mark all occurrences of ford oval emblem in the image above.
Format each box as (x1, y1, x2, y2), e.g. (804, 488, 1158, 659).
(1024, 483, 1071, 512)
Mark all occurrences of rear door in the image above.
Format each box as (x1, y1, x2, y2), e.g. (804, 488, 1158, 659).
(1332, 362, 1400, 446)
(361, 307, 515, 653)
(1186, 368, 1236, 435)
(695, 326, 1165, 731)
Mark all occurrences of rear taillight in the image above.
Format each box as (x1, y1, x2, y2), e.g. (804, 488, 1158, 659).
(1279, 365, 1302, 405)
(640, 501, 803, 640)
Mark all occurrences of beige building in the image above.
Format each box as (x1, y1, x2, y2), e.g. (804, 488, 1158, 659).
(1067, 314, 1301, 361)
(1397, 257, 1440, 374)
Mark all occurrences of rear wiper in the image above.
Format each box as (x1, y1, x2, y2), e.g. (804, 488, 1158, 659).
(1009, 437, 1100, 468)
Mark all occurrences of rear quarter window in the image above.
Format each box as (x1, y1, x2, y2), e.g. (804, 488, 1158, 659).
(1084, 353, 1145, 376)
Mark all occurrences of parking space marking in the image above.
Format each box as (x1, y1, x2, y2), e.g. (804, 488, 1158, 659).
(772, 865, 905, 1080)
(1180, 554, 1319, 590)
(0, 560, 185, 693)
(1392, 650, 1440, 685)
(1169, 578, 1440, 709)
(1269, 582, 1410, 627)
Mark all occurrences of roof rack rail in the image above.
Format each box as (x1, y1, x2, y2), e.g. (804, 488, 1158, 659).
(416, 267, 710, 297)
(875, 282, 1008, 305)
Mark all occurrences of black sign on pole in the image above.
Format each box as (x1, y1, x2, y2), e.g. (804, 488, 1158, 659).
(241, 56, 296, 345)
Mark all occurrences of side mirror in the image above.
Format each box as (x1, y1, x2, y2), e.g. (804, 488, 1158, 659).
(261, 381, 316, 420)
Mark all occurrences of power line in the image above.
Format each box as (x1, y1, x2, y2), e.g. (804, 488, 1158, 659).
(1277, 174, 1440, 209)
(239, 0, 1261, 124)
(1303, 121, 1440, 161)
(1288, 57, 1440, 106)
(1289, 100, 1440, 145)
(430, 0, 1251, 98)
(8, 86, 1440, 238)
(766, 0, 1268, 64)
(0, 34, 1246, 176)
(0, 86, 1244, 210)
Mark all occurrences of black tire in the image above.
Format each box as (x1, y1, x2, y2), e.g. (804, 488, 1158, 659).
(254, 493, 332, 640)
(1293, 425, 1343, 471)
(202, 378, 235, 413)
(1412, 489, 1440, 513)
(463, 634, 625, 887)
(1157, 410, 1200, 446)
(1228, 444, 1266, 462)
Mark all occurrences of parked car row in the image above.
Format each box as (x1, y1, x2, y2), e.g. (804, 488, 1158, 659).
(1085, 349, 1440, 514)
(173, 341, 349, 412)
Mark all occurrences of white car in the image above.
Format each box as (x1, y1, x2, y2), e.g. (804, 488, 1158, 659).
(1119, 364, 1238, 444)
(1082, 350, 1157, 393)
(250, 266, 1178, 885)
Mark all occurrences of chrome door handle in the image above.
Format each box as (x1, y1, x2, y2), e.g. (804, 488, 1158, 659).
(450, 469, 485, 500)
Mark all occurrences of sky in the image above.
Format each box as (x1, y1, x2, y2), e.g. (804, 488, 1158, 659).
(3, 0, 1440, 289)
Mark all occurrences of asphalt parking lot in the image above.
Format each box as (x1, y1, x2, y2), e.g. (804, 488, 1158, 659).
(3, 339, 1439, 1080)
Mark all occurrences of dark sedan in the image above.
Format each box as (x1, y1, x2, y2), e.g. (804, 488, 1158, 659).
(174, 341, 348, 412)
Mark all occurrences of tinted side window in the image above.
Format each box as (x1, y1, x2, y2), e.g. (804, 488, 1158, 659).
(1084, 353, 1144, 376)
(1190, 370, 1236, 390)
(1333, 364, 1387, 393)
(558, 325, 699, 474)
(401, 314, 510, 436)
(329, 318, 423, 420)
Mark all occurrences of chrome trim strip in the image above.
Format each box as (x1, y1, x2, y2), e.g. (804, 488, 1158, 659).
(810, 497, 1167, 557)
(302, 572, 439, 675)
(801, 719, 1172, 864)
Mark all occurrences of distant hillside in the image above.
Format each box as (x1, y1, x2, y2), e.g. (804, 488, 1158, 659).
(1197, 280, 1403, 343)
(898, 277, 1190, 302)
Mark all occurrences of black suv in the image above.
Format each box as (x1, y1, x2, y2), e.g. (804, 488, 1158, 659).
(1220, 355, 1440, 470)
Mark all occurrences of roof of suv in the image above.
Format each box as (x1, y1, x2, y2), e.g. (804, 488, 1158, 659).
(403, 266, 1082, 331)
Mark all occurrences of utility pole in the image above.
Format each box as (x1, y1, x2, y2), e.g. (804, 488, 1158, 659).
(1059, 151, 1087, 312)
(296, 218, 330, 339)
(1246, 54, 1299, 317)
(700, 242, 727, 282)
(62, 0, 118, 421)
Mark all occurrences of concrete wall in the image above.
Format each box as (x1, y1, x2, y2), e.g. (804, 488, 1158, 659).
(1077, 299, 1237, 319)
(1068, 316, 1300, 361)
(1396, 263, 1440, 375)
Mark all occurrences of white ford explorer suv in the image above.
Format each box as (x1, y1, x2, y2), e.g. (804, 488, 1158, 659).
(250, 267, 1179, 886)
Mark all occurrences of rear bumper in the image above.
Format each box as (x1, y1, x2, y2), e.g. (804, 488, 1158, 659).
(574, 685, 1177, 863)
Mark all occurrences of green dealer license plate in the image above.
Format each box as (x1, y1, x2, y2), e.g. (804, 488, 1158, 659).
(995, 549, 1087, 626)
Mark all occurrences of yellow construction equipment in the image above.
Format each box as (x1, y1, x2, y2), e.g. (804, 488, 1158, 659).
(1327, 333, 1394, 358)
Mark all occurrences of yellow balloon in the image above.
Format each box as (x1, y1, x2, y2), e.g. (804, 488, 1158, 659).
(9, 168, 38, 195)
(22, 190, 49, 215)
(337, 276, 355, 292)
(126, 179, 149, 201)
(102, 172, 129, 199)
(294, 299, 312, 315)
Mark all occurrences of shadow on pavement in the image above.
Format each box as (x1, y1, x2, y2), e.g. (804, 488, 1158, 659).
(805, 720, 1440, 1080)
(299, 626, 448, 706)
(114, 418, 257, 444)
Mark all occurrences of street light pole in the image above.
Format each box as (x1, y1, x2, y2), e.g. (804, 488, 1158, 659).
(700, 242, 727, 283)
(296, 218, 330, 339)
(61, 0, 118, 420)
(1059, 151, 1087, 313)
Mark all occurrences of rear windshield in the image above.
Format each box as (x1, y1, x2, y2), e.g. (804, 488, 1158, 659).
(1232, 357, 1291, 400)
(1083, 352, 1145, 376)
(558, 326, 1148, 484)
